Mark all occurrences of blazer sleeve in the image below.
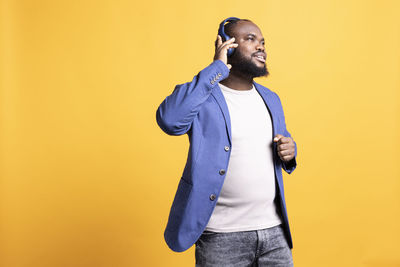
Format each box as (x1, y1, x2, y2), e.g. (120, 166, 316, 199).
(156, 60, 229, 136)
(274, 92, 298, 174)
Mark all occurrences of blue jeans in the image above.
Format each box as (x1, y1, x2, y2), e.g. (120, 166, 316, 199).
(195, 224, 293, 267)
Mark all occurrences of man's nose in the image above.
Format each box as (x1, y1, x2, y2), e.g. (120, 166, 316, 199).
(256, 42, 265, 51)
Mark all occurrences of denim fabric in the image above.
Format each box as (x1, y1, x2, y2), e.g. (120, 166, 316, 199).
(195, 224, 293, 267)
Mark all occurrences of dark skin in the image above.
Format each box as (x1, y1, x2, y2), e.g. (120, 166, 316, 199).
(213, 21, 296, 163)
(214, 21, 266, 90)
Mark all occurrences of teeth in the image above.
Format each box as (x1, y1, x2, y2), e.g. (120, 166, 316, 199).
(255, 55, 265, 62)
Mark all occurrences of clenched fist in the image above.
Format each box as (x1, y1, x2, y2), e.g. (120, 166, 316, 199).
(273, 134, 295, 162)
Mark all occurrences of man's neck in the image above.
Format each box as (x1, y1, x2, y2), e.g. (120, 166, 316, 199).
(220, 69, 254, 91)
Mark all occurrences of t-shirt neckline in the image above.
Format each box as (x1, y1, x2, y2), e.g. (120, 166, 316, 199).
(218, 82, 256, 95)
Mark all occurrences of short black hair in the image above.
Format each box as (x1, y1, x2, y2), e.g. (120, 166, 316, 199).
(224, 19, 253, 38)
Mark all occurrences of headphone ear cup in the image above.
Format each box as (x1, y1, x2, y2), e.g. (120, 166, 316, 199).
(217, 17, 240, 57)
(227, 45, 235, 57)
(218, 26, 231, 42)
(221, 33, 235, 57)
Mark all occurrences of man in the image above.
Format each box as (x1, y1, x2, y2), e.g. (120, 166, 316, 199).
(156, 18, 297, 266)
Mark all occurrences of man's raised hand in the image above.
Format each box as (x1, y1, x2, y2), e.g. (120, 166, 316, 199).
(213, 35, 238, 69)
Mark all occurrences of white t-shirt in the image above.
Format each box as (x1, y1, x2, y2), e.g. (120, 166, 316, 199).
(205, 83, 281, 232)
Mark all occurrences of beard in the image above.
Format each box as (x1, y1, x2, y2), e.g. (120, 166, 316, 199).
(228, 50, 269, 78)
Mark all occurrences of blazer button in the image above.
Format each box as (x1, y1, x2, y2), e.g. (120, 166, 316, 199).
(224, 146, 230, 152)
(219, 169, 226, 175)
(209, 194, 216, 201)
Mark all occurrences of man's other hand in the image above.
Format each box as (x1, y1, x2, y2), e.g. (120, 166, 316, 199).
(273, 134, 295, 162)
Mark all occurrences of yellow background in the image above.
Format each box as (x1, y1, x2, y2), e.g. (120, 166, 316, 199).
(1, 0, 399, 266)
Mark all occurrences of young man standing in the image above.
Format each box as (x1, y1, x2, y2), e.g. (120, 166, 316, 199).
(156, 18, 297, 266)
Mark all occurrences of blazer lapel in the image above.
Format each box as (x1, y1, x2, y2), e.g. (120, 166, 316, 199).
(254, 82, 278, 137)
(211, 82, 277, 146)
(211, 84, 232, 145)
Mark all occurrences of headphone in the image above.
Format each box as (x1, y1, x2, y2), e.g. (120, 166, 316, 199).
(218, 17, 240, 57)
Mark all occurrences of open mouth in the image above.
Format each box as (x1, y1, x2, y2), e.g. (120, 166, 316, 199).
(254, 55, 266, 63)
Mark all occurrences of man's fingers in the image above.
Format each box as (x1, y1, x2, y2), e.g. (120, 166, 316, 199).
(221, 43, 238, 52)
(273, 134, 284, 142)
(277, 143, 293, 152)
(282, 155, 294, 162)
(216, 35, 222, 47)
(217, 37, 236, 50)
(274, 136, 292, 144)
(214, 37, 237, 67)
(215, 42, 238, 61)
(274, 135, 295, 162)
(215, 35, 222, 51)
(279, 137, 292, 144)
(278, 149, 292, 157)
(224, 37, 235, 44)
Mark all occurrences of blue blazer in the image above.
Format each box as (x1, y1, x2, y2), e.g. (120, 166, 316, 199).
(156, 60, 297, 252)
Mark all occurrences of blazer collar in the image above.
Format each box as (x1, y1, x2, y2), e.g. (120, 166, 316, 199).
(253, 82, 278, 137)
